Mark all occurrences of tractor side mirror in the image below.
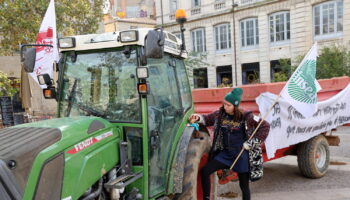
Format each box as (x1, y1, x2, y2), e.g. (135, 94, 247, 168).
(20, 44, 54, 72)
(145, 29, 165, 59)
(21, 47, 36, 73)
(37, 73, 52, 85)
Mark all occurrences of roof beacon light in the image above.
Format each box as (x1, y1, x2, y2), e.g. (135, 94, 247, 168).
(175, 9, 187, 52)
(175, 9, 187, 24)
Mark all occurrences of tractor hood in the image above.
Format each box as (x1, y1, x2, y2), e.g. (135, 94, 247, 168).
(0, 116, 115, 200)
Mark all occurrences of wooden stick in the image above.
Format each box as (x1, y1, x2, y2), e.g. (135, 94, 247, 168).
(229, 94, 281, 171)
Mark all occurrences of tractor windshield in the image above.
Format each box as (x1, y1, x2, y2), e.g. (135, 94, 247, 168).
(58, 47, 141, 123)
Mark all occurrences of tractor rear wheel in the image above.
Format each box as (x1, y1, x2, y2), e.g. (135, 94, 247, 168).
(297, 135, 330, 178)
(176, 132, 217, 200)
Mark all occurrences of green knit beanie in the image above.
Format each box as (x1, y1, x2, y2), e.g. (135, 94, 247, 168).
(224, 88, 243, 106)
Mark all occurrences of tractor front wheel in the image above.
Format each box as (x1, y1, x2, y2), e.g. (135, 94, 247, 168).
(297, 135, 330, 178)
(176, 132, 217, 200)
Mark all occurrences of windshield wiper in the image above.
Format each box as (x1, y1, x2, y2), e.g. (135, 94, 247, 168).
(74, 102, 107, 118)
(65, 78, 107, 118)
(66, 79, 78, 117)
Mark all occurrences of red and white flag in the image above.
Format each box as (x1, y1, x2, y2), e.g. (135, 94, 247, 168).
(30, 0, 59, 88)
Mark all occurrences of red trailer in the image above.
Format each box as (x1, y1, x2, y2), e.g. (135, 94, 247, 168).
(192, 76, 350, 179)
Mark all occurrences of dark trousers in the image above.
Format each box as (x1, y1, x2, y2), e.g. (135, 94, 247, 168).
(200, 159, 250, 200)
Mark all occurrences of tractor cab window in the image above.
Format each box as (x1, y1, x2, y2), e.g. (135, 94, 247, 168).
(146, 54, 191, 196)
(59, 48, 141, 123)
(175, 57, 192, 112)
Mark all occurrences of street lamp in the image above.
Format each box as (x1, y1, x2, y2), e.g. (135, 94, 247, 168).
(160, 0, 164, 26)
(232, 1, 238, 86)
(176, 9, 187, 51)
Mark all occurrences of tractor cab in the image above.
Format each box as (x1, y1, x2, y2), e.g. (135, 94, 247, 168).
(55, 29, 192, 198)
(17, 27, 195, 200)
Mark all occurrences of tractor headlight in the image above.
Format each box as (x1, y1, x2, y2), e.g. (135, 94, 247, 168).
(120, 31, 138, 43)
(58, 37, 76, 48)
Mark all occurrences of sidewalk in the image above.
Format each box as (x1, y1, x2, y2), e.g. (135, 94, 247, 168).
(249, 188, 350, 200)
(217, 143, 350, 200)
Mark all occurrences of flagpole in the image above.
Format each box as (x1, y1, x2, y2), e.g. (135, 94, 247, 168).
(229, 43, 318, 171)
(229, 94, 281, 170)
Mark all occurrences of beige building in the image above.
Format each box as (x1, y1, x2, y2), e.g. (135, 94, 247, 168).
(105, 0, 156, 19)
(0, 55, 56, 116)
(103, 0, 156, 32)
(104, 16, 156, 32)
(156, 0, 350, 88)
(0, 56, 21, 78)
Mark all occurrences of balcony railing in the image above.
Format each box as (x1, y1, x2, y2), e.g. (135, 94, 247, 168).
(161, 0, 247, 23)
(214, 0, 226, 10)
(240, 0, 265, 6)
(191, 7, 201, 15)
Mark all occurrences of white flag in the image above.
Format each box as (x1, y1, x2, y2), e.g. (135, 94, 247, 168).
(30, 0, 59, 88)
(280, 43, 322, 118)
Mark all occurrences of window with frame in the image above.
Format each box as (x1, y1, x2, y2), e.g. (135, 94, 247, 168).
(192, 0, 201, 7)
(240, 18, 259, 48)
(173, 32, 182, 41)
(193, 68, 208, 88)
(269, 12, 290, 44)
(191, 28, 206, 52)
(170, 0, 178, 13)
(216, 66, 232, 86)
(214, 23, 231, 51)
(270, 59, 291, 81)
(313, 0, 343, 39)
(242, 62, 260, 85)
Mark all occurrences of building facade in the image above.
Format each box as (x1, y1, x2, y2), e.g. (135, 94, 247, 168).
(104, 17, 156, 32)
(103, 0, 157, 32)
(156, 0, 350, 88)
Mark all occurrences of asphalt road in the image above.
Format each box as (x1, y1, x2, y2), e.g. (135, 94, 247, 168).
(217, 126, 350, 200)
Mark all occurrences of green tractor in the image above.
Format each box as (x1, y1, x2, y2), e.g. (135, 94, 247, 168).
(0, 25, 216, 200)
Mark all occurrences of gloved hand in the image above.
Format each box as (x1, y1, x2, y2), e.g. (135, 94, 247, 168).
(189, 114, 200, 123)
(243, 141, 251, 150)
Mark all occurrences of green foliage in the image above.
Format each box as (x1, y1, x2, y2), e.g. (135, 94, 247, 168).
(272, 58, 294, 82)
(217, 77, 233, 88)
(0, 0, 103, 55)
(0, 71, 18, 96)
(184, 51, 211, 88)
(184, 51, 210, 72)
(273, 45, 350, 82)
(316, 45, 350, 79)
(272, 72, 288, 82)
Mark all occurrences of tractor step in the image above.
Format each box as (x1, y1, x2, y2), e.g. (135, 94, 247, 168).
(105, 172, 143, 189)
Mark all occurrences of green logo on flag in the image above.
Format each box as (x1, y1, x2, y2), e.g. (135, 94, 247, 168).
(287, 60, 317, 104)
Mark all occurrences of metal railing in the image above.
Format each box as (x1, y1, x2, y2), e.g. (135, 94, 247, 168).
(191, 7, 201, 15)
(214, 0, 226, 9)
(160, 0, 270, 24)
(240, 0, 265, 6)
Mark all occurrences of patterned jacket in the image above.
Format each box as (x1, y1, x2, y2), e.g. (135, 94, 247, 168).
(202, 108, 270, 181)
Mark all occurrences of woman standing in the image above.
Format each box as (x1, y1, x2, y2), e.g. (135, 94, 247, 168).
(189, 88, 270, 200)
